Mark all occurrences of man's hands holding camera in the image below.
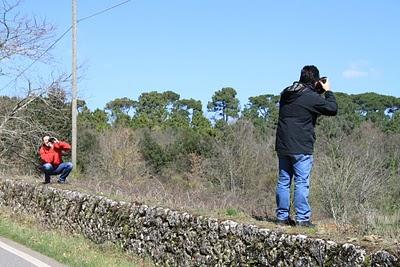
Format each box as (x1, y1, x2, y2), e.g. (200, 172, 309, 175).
(43, 136, 59, 147)
(315, 77, 331, 93)
(48, 137, 59, 143)
(319, 77, 331, 91)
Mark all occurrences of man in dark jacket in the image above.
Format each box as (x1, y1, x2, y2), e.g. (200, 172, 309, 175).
(39, 136, 73, 184)
(275, 65, 337, 227)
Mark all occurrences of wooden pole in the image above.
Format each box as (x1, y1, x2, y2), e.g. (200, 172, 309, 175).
(71, 0, 78, 170)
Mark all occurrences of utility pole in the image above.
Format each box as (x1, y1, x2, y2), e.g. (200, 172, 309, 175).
(71, 0, 78, 170)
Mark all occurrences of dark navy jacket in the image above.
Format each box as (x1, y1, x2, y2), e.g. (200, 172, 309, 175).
(275, 82, 338, 155)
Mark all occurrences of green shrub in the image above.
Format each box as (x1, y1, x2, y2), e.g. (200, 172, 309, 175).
(139, 131, 172, 173)
(226, 207, 239, 217)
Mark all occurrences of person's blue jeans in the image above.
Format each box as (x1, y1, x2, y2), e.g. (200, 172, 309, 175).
(276, 154, 313, 222)
(42, 162, 73, 183)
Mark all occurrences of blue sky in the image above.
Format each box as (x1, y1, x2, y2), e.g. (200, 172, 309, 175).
(3, 0, 400, 111)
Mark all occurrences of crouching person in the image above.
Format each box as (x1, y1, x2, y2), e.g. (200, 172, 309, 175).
(39, 136, 73, 184)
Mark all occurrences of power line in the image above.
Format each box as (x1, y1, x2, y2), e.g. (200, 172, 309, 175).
(1, 0, 132, 91)
(78, 0, 131, 23)
(1, 27, 71, 91)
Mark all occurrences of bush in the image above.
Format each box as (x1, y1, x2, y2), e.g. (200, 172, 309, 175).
(139, 128, 213, 174)
(77, 128, 99, 173)
(87, 128, 146, 180)
(140, 130, 172, 173)
(202, 120, 276, 192)
(313, 123, 391, 230)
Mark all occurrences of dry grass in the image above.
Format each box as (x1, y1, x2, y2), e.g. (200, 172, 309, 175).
(9, 174, 398, 257)
(3, 122, 399, 257)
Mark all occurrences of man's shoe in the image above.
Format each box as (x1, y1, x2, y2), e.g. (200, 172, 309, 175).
(276, 218, 296, 226)
(296, 221, 316, 228)
(57, 180, 67, 184)
(42, 181, 50, 184)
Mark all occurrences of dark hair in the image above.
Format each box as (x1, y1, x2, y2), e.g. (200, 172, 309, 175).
(299, 65, 320, 86)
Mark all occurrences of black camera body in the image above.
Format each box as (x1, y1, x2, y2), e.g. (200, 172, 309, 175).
(315, 77, 327, 94)
(48, 137, 56, 143)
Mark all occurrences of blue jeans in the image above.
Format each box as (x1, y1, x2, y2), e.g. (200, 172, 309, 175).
(42, 162, 73, 182)
(276, 154, 313, 222)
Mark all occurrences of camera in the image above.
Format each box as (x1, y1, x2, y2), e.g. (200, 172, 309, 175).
(319, 77, 327, 84)
(48, 137, 56, 143)
(315, 76, 327, 94)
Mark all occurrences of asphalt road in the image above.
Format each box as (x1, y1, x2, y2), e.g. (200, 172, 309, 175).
(0, 237, 64, 267)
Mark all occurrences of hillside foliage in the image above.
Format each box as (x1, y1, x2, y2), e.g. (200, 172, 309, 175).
(1, 0, 399, 243)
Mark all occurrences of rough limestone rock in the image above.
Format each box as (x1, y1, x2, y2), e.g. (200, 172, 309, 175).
(0, 179, 398, 266)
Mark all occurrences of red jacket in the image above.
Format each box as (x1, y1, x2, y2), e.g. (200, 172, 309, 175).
(39, 141, 71, 166)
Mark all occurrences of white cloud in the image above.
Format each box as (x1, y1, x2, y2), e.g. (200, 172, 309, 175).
(342, 61, 379, 79)
(342, 69, 368, 79)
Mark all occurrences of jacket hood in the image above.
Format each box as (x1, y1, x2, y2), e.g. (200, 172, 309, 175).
(280, 82, 310, 104)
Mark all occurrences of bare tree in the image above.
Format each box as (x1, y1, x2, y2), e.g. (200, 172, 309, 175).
(93, 128, 146, 180)
(313, 123, 390, 229)
(203, 120, 276, 192)
(0, 75, 71, 172)
(0, 0, 68, 173)
(0, 0, 55, 76)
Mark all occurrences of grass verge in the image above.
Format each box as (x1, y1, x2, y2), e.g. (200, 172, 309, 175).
(0, 208, 153, 267)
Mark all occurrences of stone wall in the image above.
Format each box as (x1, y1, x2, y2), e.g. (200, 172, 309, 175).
(0, 179, 398, 266)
